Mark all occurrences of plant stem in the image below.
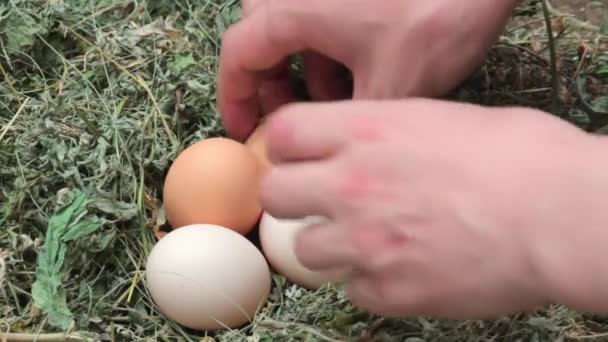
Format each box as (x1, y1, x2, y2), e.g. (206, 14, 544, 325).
(259, 319, 345, 342)
(540, 0, 560, 114)
(0, 332, 89, 342)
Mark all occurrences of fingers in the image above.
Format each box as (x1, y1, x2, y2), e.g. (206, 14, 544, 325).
(242, 0, 298, 118)
(218, 0, 354, 140)
(241, 1, 350, 112)
(294, 221, 360, 271)
(293, 221, 410, 275)
(256, 59, 298, 115)
(259, 161, 336, 219)
(217, 0, 267, 141)
(302, 52, 352, 101)
(265, 102, 349, 163)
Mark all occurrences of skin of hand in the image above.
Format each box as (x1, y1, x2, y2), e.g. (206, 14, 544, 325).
(258, 98, 608, 319)
(218, 0, 520, 141)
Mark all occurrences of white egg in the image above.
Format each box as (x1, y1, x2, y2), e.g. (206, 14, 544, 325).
(145, 224, 271, 331)
(259, 212, 345, 289)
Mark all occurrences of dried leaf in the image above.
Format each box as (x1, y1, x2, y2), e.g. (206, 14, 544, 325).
(171, 53, 196, 73)
(31, 190, 103, 330)
(0, 5, 47, 55)
(90, 198, 138, 221)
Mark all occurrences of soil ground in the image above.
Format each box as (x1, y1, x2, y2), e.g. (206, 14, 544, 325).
(553, 0, 605, 25)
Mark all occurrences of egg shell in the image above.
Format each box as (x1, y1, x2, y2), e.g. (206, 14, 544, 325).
(163, 137, 262, 235)
(245, 121, 272, 174)
(145, 224, 271, 331)
(259, 212, 345, 289)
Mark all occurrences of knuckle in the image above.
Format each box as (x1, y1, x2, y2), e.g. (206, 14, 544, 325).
(334, 158, 375, 200)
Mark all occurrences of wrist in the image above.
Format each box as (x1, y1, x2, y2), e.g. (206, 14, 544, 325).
(529, 133, 608, 313)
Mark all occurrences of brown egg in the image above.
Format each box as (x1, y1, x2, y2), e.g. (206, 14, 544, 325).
(163, 137, 262, 235)
(245, 120, 272, 174)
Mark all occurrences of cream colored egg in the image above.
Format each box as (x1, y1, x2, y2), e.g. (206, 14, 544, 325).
(259, 212, 345, 289)
(145, 224, 271, 331)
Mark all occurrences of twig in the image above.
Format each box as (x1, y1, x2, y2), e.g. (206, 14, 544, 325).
(0, 98, 29, 143)
(89, 0, 135, 18)
(68, 0, 136, 30)
(545, 0, 601, 32)
(0, 37, 14, 71)
(540, 0, 560, 113)
(359, 318, 386, 341)
(0, 332, 90, 342)
(566, 330, 608, 340)
(573, 43, 589, 81)
(258, 319, 345, 342)
(506, 11, 570, 35)
(62, 26, 178, 147)
(0, 60, 18, 97)
(494, 41, 570, 79)
(496, 41, 549, 65)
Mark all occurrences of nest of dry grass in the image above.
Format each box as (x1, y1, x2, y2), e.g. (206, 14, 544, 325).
(0, 0, 607, 341)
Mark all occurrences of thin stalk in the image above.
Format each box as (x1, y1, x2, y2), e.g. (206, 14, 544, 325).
(541, 0, 560, 114)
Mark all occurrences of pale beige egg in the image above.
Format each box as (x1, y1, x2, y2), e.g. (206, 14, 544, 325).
(259, 212, 346, 289)
(145, 224, 271, 331)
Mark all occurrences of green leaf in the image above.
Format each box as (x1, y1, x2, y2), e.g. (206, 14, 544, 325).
(576, 74, 608, 114)
(593, 96, 608, 112)
(597, 64, 608, 76)
(89, 198, 138, 221)
(215, 4, 242, 37)
(186, 79, 210, 94)
(81, 70, 96, 80)
(31, 190, 103, 330)
(171, 53, 196, 73)
(0, 6, 47, 55)
(601, 7, 608, 35)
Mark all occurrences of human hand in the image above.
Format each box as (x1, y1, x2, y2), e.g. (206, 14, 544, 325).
(218, 0, 519, 141)
(258, 98, 603, 319)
